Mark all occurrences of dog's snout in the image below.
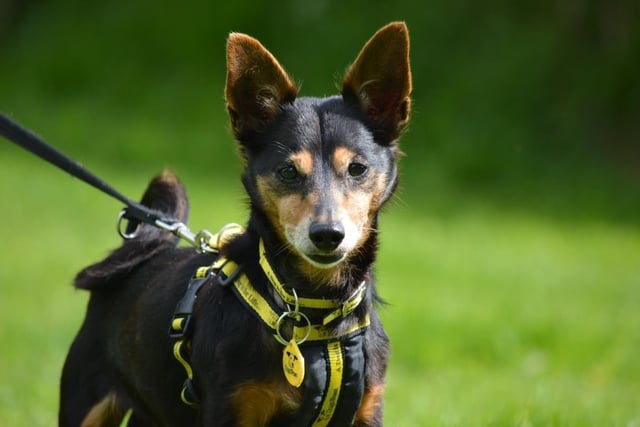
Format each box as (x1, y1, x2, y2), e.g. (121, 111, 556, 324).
(309, 222, 345, 251)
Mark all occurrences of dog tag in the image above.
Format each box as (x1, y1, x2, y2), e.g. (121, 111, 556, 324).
(282, 339, 305, 387)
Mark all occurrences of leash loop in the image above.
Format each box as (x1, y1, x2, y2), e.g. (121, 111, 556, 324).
(117, 210, 141, 240)
(0, 113, 223, 253)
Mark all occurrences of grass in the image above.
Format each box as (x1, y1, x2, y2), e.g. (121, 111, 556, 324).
(1, 148, 639, 426)
(379, 213, 640, 426)
(1, 2, 639, 424)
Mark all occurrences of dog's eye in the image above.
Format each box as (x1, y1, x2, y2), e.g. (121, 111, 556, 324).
(348, 162, 368, 177)
(277, 165, 299, 181)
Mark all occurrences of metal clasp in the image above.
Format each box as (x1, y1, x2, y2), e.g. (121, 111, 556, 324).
(154, 219, 216, 254)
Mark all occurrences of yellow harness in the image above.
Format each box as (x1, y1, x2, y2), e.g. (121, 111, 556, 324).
(169, 224, 370, 426)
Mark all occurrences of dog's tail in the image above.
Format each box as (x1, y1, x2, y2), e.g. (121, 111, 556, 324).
(74, 169, 189, 290)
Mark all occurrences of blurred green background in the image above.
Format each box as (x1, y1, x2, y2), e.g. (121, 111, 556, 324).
(1, 1, 639, 425)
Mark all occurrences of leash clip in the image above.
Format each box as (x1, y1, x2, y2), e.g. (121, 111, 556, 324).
(154, 218, 218, 254)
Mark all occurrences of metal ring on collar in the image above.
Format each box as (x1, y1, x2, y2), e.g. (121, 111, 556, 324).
(276, 310, 311, 345)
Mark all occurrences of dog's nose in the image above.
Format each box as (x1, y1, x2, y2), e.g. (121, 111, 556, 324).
(309, 222, 345, 251)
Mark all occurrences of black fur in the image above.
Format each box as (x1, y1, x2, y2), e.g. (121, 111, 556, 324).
(60, 22, 411, 427)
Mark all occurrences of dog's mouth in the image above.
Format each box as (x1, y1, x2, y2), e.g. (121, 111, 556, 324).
(304, 252, 346, 269)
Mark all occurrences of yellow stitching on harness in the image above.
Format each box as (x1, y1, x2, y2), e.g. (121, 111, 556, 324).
(312, 341, 343, 426)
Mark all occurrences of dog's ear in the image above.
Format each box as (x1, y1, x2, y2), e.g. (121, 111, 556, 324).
(342, 22, 412, 144)
(226, 33, 298, 138)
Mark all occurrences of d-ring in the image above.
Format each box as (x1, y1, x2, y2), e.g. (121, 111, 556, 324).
(275, 311, 311, 345)
(117, 210, 140, 240)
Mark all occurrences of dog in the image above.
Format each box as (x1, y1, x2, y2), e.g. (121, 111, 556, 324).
(59, 22, 411, 427)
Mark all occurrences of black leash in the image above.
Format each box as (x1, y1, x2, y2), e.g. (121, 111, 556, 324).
(0, 113, 205, 245)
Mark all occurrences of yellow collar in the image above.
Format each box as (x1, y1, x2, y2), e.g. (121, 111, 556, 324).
(171, 223, 371, 415)
(258, 239, 367, 325)
(212, 256, 370, 343)
(201, 224, 370, 331)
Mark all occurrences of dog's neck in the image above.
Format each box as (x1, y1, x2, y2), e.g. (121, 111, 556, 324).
(228, 210, 378, 302)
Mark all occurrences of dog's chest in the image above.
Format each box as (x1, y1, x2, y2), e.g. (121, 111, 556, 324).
(232, 333, 367, 426)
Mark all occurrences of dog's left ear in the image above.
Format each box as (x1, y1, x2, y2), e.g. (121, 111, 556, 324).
(226, 33, 298, 139)
(342, 22, 412, 144)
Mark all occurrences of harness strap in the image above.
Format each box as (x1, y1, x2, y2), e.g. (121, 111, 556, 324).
(168, 228, 370, 425)
(259, 239, 337, 309)
(213, 256, 370, 426)
(169, 266, 213, 407)
(312, 341, 344, 426)
(220, 257, 371, 343)
(258, 239, 368, 325)
(293, 334, 366, 427)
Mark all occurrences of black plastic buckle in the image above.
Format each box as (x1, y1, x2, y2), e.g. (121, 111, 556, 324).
(169, 314, 192, 339)
(216, 261, 243, 287)
(169, 275, 210, 339)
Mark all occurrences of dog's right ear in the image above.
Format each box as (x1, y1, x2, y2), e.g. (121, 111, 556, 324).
(225, 33, 298, 138)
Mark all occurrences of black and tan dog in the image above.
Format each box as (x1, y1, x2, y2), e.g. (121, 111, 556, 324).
(60, 22, 411, 426)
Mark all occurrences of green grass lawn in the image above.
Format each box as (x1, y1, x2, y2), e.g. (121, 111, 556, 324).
(1, 2, 639, 424)
(1, 150, 639, 426)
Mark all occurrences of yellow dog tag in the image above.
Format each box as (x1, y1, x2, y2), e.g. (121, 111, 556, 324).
(282, 339, 305, 387)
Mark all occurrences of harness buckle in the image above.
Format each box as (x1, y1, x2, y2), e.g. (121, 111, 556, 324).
(169, 274, 211, 339)
(169, 315, 191, 339)
(322, 281, 367, 325)
(342, 281, 366, 317)
(216, 260, 243, 287)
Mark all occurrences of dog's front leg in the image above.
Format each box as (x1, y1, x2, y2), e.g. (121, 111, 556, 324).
(353, 383, 386, 426)
(354, 311, 389, 427)
(198, 387, 277, 427)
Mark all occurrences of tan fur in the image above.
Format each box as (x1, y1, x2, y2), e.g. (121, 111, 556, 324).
(355, 384, 386, 424)
(257, 146, 393, 287)
(256, 177, 316, 239)
(344, 189, 374, 243)
(232, 381, 301, 426)
(332, 146, 356, 173)
(80, 393, 126, 427)
(291, 150, 314, 176)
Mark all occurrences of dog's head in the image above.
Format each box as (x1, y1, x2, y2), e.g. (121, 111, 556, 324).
(225, 23, 411, 278)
